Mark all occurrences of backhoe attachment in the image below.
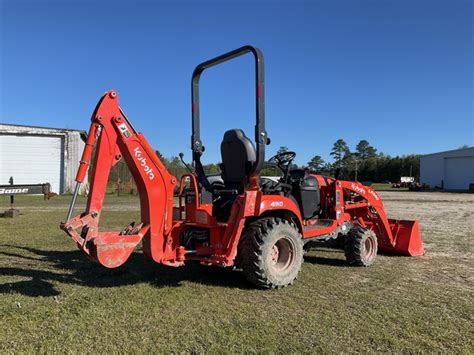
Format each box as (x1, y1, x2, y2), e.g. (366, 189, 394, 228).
(61, 90, 177, 268)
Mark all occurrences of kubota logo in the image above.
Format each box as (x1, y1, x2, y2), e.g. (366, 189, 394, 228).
(351, 183, 366, 195)
(134, 147, 155, 180)
(350, 183, 379, 201)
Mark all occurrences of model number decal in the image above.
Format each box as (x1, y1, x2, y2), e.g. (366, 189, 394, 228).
(134, 147, 155, 180)
(270, 201, 283, 207)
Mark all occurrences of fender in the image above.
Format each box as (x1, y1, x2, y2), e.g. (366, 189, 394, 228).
(256, 194, 303, 231)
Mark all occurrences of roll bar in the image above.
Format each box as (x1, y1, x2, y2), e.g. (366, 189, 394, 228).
(191, 45, 268, 176)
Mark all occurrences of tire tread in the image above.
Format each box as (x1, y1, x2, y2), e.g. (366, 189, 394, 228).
(239, 217, 303, 289)
(344, 226, 378, 266)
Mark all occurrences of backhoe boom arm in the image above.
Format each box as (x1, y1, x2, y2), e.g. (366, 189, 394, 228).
(61, 90, 178, 268)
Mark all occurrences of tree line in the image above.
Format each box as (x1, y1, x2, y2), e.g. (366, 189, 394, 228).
(109, 139, 420, 184)
(305, 139, 420, 182)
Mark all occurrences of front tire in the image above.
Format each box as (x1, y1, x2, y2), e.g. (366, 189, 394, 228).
(239, 217, 304, 289)
(344, 226, 378, 266)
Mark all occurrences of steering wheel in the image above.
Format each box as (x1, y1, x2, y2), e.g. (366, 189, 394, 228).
(263, 151, 296, 195)
(268, 151, 296, 181)
(268, 151, 296, 169)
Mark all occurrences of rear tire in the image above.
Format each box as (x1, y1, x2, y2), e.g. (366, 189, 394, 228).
(239, 217, 304, 289)
(344, 227, 378, 266)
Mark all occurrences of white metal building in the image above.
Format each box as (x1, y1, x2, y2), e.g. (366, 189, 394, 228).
(420, 147, 474, 190)
(0, 124, 86, 194)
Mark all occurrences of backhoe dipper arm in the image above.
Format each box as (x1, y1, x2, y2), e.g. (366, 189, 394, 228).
(61, 90, 178, 268)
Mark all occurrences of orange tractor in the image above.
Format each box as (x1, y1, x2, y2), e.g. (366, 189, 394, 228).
(61, 46, 423, 288)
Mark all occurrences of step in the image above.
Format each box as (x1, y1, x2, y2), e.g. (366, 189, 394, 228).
(303, 219, 334, 231)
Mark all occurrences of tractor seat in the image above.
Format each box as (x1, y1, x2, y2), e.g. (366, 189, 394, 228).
(220, 129, 256, 193)
(212, 129, 256, 221)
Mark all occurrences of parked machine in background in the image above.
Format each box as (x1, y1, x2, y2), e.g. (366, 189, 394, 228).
(60, 46, 424, 289)
(392, 176, 415, 188)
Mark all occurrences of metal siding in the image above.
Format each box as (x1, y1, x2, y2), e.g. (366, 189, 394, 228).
(420, 155, 444, 188)
(0, 135, 63, 193)
(421, 147, 474, 190)
(65, 132, 85, 193)
(444, 157, 474, 190)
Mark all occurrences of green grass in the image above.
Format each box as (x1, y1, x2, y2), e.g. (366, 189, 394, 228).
(0, 194, 472, 352)
(370, 183, 408, 191)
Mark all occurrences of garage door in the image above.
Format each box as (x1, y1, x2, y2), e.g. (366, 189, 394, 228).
(0, 135, 63, 193)
(444, 156, 474, 190)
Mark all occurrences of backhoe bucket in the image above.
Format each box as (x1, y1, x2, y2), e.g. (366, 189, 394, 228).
(382, 219, 424, 256)
(61, 214, 144, 268)
(86, 233, 143, 268)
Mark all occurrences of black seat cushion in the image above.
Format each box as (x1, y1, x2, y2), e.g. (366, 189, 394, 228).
(220, 129, 256, 192)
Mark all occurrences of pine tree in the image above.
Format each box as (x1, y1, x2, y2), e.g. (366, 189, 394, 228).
(355, 140, 377, 159)
(330, 139, 350, 168)
(307, 155, 325, 172)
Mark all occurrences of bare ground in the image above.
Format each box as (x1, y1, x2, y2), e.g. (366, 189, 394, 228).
(378, 191, 473, 292)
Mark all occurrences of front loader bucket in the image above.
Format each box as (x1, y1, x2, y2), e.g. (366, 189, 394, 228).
(380, 219, 424, 256)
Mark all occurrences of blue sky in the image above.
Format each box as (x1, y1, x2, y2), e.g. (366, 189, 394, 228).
(0, 0, 472, 165)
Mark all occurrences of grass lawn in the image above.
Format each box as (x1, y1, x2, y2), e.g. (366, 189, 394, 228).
(367, 183, 409, 191)
(0, 193, 472, 352)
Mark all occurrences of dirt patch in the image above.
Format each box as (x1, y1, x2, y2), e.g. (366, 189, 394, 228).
(378, 191, 474, 292)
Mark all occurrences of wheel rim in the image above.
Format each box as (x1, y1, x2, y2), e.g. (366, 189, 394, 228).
(269, 237, 295, 272)
(364, 235, 376, 261)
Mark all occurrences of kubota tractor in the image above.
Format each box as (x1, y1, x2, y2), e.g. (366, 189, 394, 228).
(61, 46, 424, 288)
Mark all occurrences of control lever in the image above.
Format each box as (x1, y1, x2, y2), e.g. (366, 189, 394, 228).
(179, 152, 194, 174)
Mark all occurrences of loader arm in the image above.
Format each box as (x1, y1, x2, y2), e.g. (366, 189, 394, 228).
(61, 90, 178, 268)
(340, 181, 424, 256)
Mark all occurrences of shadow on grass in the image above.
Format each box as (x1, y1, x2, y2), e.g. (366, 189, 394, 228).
(0, 244, 252, 297)
(304, 255, 347, 267)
